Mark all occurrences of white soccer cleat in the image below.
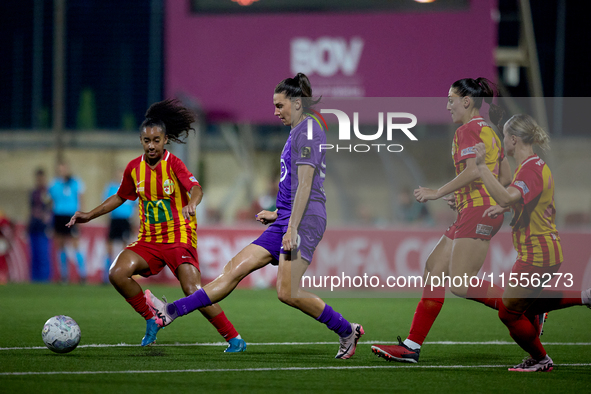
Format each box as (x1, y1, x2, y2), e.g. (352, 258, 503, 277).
(145, 289, 176, 328)
(335, 323, 364, 359)
(508, 355, 553, 372)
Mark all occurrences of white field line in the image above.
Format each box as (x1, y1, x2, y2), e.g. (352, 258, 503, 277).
(2, 364, 591, 376)
(1, 340, 591, 351)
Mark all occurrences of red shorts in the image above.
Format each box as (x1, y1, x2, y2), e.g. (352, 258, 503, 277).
(511, 259, 561, 276)
(126, 241, 199, 278)
(444, 205, 503, 240)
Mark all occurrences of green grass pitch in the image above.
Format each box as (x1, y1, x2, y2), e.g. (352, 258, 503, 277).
(1, 284, 590, 393)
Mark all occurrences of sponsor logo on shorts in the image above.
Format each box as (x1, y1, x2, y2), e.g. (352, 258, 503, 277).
(461, 146, 476, 157)
(476, 224, 493, 236)
(182, 255, 191, 259)
(514, 180, 529, 194)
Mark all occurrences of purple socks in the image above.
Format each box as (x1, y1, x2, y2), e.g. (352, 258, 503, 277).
(316, 304, 352, 337)
(170, 288, 213, 317)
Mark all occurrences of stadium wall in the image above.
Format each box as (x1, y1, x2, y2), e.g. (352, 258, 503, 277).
(4, 224, 591, 294)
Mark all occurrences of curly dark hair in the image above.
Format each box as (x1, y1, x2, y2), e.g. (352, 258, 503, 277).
(140, 98, 196, 144)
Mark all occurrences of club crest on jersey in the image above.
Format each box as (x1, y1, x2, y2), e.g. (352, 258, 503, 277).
(514, 180, 529, 195)
(163, 178, 175, 195)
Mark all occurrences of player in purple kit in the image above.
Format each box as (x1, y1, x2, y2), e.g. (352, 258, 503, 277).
(146, 73, 364, 359)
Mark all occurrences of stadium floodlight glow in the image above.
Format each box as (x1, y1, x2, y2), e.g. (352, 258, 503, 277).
(415, 0, 436, 3)
(232, 0, 260, 6)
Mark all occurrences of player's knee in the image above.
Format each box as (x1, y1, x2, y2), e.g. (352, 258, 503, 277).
(107, 266, 121, 286)
(277, 288, 296, 306)
(108, 264, 129, 286)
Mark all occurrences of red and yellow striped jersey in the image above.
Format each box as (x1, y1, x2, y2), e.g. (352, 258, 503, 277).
(451, 116, 503, 213)
(510, 155, 562, 267)
(117, 151, 201, 248)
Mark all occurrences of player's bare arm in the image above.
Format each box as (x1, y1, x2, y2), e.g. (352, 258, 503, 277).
(255, 210, 277, 225)
(66, 194, 125, 227)
(498, 156, 512, 187)
(414, 157, 480, 203)
(474, 142, 521, 206)
(182, 185, 203, 220)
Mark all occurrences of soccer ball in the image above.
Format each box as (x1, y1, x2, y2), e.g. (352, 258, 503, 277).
(42, 315, 81, 353)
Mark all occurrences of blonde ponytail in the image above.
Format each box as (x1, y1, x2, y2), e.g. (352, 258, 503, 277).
(505, 114, 551, 151)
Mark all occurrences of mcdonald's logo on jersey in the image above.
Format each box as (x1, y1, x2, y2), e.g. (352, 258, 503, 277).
(143, 199, 172, 224)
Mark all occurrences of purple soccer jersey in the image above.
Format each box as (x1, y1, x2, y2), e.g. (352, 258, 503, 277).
(275, 116, 327, 224)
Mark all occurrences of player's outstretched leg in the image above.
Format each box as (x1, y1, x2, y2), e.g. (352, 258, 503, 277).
(145, 289, 179, 327)
(145, 289, 169, 325)
(371, 336, 420, 363)
(335, 322, 364, 359)
(146, 289, 247, 352)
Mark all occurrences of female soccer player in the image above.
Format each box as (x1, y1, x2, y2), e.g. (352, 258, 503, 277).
(473, 114, 590, 372)
(372, 77, 511, 363)
(146, 73, 364, 359)
(66, 99, 246, 351)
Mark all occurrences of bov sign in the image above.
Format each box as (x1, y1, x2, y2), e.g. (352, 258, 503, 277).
(291, 37, 364, 77)
(308, 111, 418, 153)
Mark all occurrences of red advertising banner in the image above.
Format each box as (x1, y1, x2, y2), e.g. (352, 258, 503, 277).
(165, 0, 497, 123)
(8, 225, 591, 295)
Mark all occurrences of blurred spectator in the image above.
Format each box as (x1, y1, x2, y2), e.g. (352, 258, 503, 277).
(397, 187, 434, 226)
(48, 162, 86, 283)
(257, 177, 279, 212)
(102, 169, 136, 283)
(0, 210, 13, 284)
(28, 168, 52, 282)
(236, 177, 279, 223)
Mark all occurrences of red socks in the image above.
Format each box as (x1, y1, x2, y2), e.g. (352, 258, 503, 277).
(208, 312, 239, 342)
(523, 290, 582, 315)
(407, 286, 446, 345)
(466, 280, 504, 310)
(125, 291, 154, 320)
(498, 302, 546, 360)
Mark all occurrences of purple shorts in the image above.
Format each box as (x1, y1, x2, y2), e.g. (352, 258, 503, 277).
(252, 215, 326, 265)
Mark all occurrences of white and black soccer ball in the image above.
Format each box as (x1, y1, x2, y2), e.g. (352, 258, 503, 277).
(42, 315, 81, 353)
